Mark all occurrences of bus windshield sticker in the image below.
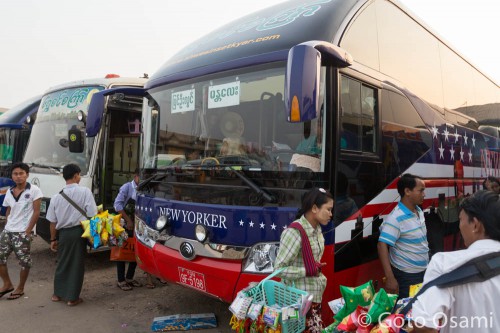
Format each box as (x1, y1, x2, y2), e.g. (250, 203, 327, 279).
(208, 81, 240, 109)
(171, 88, 195, 113)
(39, 87, 103, 121)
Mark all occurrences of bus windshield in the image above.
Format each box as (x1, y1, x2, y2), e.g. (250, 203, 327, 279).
(143, 63, 327, 189)
(23, 86, 100, 174)
(0, 128, 15, 166)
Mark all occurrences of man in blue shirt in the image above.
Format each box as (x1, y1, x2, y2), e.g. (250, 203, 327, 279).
(114, 169, 141, 291)
(378, 173, 429, 298)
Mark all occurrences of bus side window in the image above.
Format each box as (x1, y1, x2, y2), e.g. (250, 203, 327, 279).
(361, 86, 376, 153)
(340, 76, 360, 150)
(340, 76, 378, 153)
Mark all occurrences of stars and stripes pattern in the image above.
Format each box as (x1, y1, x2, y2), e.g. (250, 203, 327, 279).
(432, 123, 475, 164)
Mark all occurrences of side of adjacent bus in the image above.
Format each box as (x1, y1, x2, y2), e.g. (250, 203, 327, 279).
(0, 95, 41, 218)
(24, 76, 146, 243)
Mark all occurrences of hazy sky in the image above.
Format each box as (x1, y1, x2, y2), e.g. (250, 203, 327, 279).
(1, 0, 498, 108)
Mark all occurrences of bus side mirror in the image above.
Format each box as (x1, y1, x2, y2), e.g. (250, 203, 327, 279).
(68, 127, 84, 153)
(285, 41, 353, 123)
(86, 91, 106, 137)
(86, 87, 147, 137)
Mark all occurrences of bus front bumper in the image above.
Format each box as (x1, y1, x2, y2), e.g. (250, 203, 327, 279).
(135, 238, 267, 302)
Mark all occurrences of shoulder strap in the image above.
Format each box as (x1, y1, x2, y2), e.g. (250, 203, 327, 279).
(401, 251, 500, 315)
(59, 190, 90, 219)
(288, 222, 321, 277)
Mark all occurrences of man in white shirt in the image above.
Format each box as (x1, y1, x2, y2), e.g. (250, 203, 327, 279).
(0, 162, 43, 300)
(412, 190, 500, 333)
(47, 164, 97, 306)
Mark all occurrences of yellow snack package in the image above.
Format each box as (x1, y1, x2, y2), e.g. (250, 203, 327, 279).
(409, 283, 422, 298)
(81, 220, 91, 239)
(105, 217, 113, 234)
(101, 228, 109, 245)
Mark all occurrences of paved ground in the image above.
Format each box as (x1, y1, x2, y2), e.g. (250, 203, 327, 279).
(0, 229, 233, 333)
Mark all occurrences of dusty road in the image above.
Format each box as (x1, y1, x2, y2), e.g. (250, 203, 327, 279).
(0, 234, 233, 333)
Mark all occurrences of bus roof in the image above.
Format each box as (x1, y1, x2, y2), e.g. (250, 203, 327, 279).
(148, 0, 359, 88)
(0, 94, 42, 127)
(45, 76, 147, 94)
(148, 0, 498, 90)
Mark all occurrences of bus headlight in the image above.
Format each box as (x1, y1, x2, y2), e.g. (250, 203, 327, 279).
(77, 110, 86, 123)
(195, 225, 209, 243)
(135, 218, 159, 248)
(243, 243, 280, 273)
(155, 215, 170, 231)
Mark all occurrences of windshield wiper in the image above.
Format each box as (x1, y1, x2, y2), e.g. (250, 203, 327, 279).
(221, 165, 276, 203)
(137, 171, 169, 191)
(29, 163, 62, 174)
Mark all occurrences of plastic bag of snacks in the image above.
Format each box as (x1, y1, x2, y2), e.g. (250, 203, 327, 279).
(340, 281, 375, 311)
(81, 210, 128, 249)
(337, 306, 371, 332)
(366, 289, 398, 324)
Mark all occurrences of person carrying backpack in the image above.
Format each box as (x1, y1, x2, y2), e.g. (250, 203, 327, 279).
(411, 190, 500, 332)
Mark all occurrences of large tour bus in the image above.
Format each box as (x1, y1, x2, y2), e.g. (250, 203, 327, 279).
(88, 0, 499, 321)
(0, 95, 41, 218)
(22, 75, 147, 242)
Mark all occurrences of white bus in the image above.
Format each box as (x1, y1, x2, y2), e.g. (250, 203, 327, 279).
(23, 74, 147, 242)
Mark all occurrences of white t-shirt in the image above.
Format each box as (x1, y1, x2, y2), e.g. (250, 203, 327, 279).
(412, 239, 500, 332)
(3, 183, 43, 232)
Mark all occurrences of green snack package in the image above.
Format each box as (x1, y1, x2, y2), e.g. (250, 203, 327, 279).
(333, 304, 351, 322)
(366, 288, 398, 324)
(339, 280, 375, 313)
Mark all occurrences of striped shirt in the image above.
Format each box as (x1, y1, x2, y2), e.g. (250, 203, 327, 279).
(274, 215, 327, 303)
(379, 202, 429, 273)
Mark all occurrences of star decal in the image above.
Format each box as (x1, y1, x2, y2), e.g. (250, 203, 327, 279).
(260, 222, 265, 229)
(431, 124, 439, 139)
(449, 144, 455, 160)
(239, 219, 244, 226)
(453, 129, 460, 143)
(249, 221, 254, 227)
(443, 127, 450, 142)
(438, 142, 445, 160)
(463, 132, 468, 146)
(460, 146, 464, 161)
(271, 223, 277, 230)
(468, 151, 473, 162)
(472, 134, 476, 147)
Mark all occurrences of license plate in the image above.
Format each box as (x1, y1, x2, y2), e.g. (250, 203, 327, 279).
(178, 267, 206, 291)
(40, 201, 47, 213)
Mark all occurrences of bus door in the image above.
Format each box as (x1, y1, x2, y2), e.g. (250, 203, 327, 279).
(100, 94, 143, 211)
(333, 74, 384, 283)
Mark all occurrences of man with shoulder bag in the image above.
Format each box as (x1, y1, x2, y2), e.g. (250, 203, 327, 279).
(47, 164, 97, 306)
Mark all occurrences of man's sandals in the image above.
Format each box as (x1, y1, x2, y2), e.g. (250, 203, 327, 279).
(67, 298, 83, 306)
(6, 291, 24, 300)
(0, 288, 14, 298)
(52, 294, 83, 306)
